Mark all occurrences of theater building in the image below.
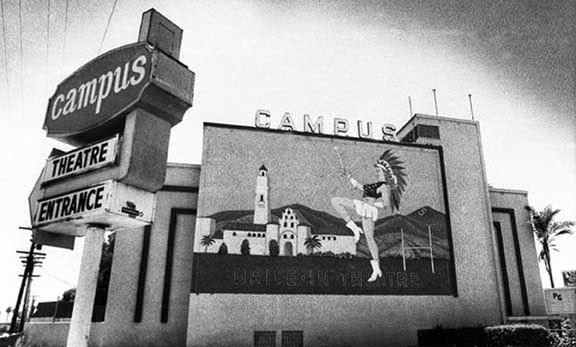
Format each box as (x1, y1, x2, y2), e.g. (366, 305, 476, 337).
(25, 112, 546, 347)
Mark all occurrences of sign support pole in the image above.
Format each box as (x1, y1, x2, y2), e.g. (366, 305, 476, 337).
(66, 226, 105, 347)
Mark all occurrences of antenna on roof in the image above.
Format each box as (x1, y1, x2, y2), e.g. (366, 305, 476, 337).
(432, 89, 438, 116)
(408, 96, 413, 117)
(468, 94, 475, 121)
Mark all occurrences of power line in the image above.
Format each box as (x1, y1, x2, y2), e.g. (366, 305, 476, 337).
(18, 0, 23, 113)
(0, 0, 9, 91)
(62, 0, 68, 68)
(98, 0, 119, 54)
(40, 268, 75, 288)
(46, 0, 50, 63)
(45, 0, 50, 90)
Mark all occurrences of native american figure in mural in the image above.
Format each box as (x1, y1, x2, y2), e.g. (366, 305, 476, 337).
(330, 149, 407, 281)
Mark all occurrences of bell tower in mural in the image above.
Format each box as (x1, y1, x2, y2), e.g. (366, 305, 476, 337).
(253, 164, 270, 224)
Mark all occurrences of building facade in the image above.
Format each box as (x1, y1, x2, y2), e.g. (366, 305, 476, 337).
(26, 114, 546, 347)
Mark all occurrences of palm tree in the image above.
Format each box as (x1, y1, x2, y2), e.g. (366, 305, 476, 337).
(200, 234, 216, 253)
(5, 306, 12, 323)
(525, 205, 575, 288)
(304, 235, 322, 254)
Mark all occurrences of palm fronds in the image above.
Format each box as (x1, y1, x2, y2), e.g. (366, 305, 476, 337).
(526, 205, 575, 288)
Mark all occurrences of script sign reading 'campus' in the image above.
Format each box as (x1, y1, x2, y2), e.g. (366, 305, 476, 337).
(42, 136, 119, 184)
(44, 43, 153, 141)
(33, 180, 156, 235)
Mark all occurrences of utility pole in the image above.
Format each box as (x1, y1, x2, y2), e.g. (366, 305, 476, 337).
(10, 239, 34, 333)
(10, 228, 44, 333)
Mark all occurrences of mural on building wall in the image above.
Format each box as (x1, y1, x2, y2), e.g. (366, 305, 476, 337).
(192, 124, 456, 295)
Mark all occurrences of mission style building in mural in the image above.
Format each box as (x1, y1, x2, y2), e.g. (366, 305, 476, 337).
(197, 165, 358, 257)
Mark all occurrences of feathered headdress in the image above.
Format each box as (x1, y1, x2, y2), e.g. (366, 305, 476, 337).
(375, 149, 407, 212)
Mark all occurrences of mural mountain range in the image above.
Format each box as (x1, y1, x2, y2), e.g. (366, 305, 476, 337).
(206, 204, 450, 259)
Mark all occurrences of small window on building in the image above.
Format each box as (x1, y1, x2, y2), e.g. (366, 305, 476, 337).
(283, 234, 287, 239)
(290, 223, 294, 228)
(232, 232, 237, 236)
(281, 331, 303, 347)
(284, 222, 287, 227)
(417, 124, 440, 139)
(259, 195, 264, 202)
(254, 331, 276, 347)
(248, 233, 252, 237)
(290, 235, 294, 239)
(333, 237, 336, 241)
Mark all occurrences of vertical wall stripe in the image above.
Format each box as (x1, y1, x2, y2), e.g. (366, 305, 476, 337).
(134, 225, 151, 323)
(493, 221, 512, 316)
(492, 208, 530, 316)
(438, 147, 458, 297)
(161, 208, 196, 323)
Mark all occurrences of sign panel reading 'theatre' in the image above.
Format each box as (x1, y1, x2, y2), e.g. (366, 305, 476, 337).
(42, 135, 119, 184)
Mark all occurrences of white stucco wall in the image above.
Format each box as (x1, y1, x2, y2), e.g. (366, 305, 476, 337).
(186, 118, 512, 347)
(100, 163, 199, 347)
(489, 188, 546, 316)
(25, 320, 105, 347)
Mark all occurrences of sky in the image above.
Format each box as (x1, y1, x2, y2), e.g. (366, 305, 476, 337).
(0, 0, 574, 316)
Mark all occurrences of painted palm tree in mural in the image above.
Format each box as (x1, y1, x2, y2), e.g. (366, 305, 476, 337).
(5, 306, 12, 323)
(525, 205, 575, 288)
(304, 235, 322, 254)
(200, 234, 216, 253)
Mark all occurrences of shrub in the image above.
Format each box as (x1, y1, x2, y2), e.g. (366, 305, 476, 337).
(418, 325, 485, 346)
(240, 239, 250, 255)
(269, 240, 279, 257)
(217, 243, 228, 254)
(485, 324, 553, 347)
(337, 252, 355, 259)
(550, 318, 576, 347)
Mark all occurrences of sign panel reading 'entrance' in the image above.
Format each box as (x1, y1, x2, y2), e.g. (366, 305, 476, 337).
(192, 123, 456, 295)
(35, 183, 108, 225)
(33, 180, 156, 235)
